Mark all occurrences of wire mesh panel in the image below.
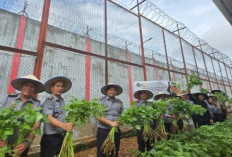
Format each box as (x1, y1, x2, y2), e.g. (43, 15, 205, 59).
(226, 65, 232, 85)
(146, 66, 156, 81)
(146, 66, 170, 81)
(39, 46, 86, 102)
(0, 0, 44, 52)
(226, 86, 232, 97)
(17, 54, 36, 77)
(219, 84, 225, 92)
(212, 59, 223, 85)
(210, 82, 219, 91)
(131, 65, 144, 101)
(0, 51, 13, 97)
(141, 17, 167, 68)
(89, 56, 105, 100)
(108, 61, 130, 109)
(194, 49, 207, 79)
(202, 81, 211, 91)
(22, 18, 41, 52)
(204, 54, 217, 83)
(0, 51, 36, 97)
(0, 9, 19, 48)
(110, 0, 137, 11)
(219, 62, 228, 85)
(107, 1, 140, 63)
(128, 45, 143, 65)
(182, 41, 197, 74)
(47, 0, 105, 55)
(164, 30, 185, 74)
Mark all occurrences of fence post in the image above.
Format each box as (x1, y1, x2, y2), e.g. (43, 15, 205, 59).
(33, 0, 51, 79)
(8, 15, 27, 93)
(137, 0, 147, 81)
(162, 29, 171, 81)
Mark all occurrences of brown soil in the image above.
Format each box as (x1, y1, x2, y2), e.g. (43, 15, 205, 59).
(75, 136, 138, 157)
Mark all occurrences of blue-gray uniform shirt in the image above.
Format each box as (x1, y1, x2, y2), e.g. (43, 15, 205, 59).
(42, 94, 66, 135)
(205, 101, 217, 117)
(0, 93, 40, 109)
(0, 93, 41, 144)
(163, 102, 173, 124)
(136, 100, 155, 126)
(136, 100, 152, 108)
(97, 96, 123, 129)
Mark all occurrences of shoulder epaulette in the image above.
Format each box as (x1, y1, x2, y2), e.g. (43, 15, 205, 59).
(99, 96, 105, 100)
(47, 96, 53, 100)
(8, 93, 19, 97)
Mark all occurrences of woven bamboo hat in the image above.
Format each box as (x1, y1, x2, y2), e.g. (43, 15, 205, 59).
(11, 75, 45, 93)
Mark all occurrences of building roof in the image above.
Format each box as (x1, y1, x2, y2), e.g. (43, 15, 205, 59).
(213, 0, 232, 26)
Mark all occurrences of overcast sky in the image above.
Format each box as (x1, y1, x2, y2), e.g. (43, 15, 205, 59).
(151, 0, 232, 59)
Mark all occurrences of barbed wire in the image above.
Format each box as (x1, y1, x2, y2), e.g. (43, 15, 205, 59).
(136, 0, 232, 65)
(0, 0, 231, 80)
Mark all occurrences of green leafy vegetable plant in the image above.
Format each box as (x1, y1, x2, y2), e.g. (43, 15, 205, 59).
(58, 98, 105, 157)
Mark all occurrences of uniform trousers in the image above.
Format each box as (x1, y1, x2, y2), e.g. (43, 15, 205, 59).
(40, 134, 65, 157)
(97, 127, 121, 157)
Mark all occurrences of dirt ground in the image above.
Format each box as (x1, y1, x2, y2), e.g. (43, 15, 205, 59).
(75, 136, 138, 157)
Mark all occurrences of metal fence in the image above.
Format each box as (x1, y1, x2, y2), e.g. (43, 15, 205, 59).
(1, 0, 232, 108)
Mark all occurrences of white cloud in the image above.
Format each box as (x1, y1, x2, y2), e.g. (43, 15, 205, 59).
(151, 0, 232, 60)
(202, 19, 232, 58)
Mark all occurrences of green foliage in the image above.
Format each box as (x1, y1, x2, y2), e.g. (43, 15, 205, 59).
(58, 97, 105, 157)
(200, 88, 209, 94)
(118, 103, 154, 130)
(191, 105, 207, 115)
(64, 98, 105, 126)
(213, 92, 228, 104)
(139, 120, 232, 157)
(151, 100, 169, 118)
(183, 74, 203, 93)
(0, 103, 45, 154)
(170, 97, 206, 120)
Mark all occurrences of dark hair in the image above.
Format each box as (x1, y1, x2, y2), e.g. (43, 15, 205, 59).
(106, 86, 117, 91)
(21, 81, 37, 88)
(51, 80, 64, 86)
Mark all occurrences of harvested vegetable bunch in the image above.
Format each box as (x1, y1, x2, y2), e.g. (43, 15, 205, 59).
(58, 98, 105, 157)
(151, 100, 169, 140)
(190, 105, 207, 115)
(183, 74, 203, 93)
(101, 127, 118, 156)
(0, 103, 45, 156)
(102, 102, 156, 156)
(213, 92, 228, 104)
(0, 104, 22, 155)
(119, 103, 155, 141)
(169, 97, 206, 132)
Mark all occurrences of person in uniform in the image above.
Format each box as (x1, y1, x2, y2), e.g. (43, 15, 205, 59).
(95, 83, 123, 157)
(0, 75, 45, 157)
(40, 76, 73, 157)
(154, 92, 175, 138)
(178, 93, 195, 131)
(154, 91, 169, 101)
(211, 89, 227, 121)
(134, 89, 155, 152)
(192, 92, 213, 128)
(206, 95, 220, 123)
